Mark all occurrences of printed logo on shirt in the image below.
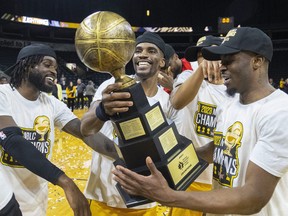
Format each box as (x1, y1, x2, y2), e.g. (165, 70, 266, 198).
(0, 115, 52, 167)
(194, 101, 217, 139)
(213, 121, 243, 187)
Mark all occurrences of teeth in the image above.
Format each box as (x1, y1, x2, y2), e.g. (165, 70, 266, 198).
(138, 62, 150, 66)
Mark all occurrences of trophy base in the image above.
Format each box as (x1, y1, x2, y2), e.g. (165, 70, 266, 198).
(114, 158, 151, 208)
(115, 183, 152, 208)
(114, 157, 208, 207)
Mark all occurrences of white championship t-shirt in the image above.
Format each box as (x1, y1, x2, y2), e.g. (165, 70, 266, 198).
(0, 84, 77, 216)
(173, 70, 233, 184)
(208, 89, 288, 216)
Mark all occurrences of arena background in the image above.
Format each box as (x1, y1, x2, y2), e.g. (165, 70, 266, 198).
(0, 0, 288, 84)
(0, 1, 288, 215)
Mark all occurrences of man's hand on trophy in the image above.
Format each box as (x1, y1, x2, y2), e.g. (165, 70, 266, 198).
(101, 83, 133, 116)
(112, 156, 175, 205)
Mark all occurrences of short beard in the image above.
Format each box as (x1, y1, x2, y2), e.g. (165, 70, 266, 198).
(173, 67, 182, 79)
(226, 87, 237, 97)
(28, 68, 53, 93)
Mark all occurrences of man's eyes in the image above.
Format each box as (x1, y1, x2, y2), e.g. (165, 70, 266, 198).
(42, 62, 57, 70)
(134, 49, 157, 54)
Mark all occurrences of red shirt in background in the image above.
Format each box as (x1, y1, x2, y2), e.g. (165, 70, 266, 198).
(181, 58, 193, 71)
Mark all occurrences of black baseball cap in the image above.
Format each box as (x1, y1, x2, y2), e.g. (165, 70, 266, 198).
(4, 44, 57, 75)
(136, 31, 166, 57)
(185, 36, 223, 61)
(202, 27, 273, 61)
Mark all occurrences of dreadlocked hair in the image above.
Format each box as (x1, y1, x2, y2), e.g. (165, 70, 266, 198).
(10, 55, 44, 89)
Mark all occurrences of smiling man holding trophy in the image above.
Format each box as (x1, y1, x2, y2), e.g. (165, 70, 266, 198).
(77, 11, 208, 215)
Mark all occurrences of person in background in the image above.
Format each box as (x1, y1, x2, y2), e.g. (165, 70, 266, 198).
(158, 44, 182, 94)
(76, 78, 86, 109)
(60, 73, 66, 89)
(85, 80, 96, 108)
(66, 81, 77, 112)
(269, 78, 277, 88)
(171, 35, 224, 109)
(51, 78, 63, 100)
(113, 27, 288, 216)
(279, 77, 285, 90)
(283, 78, 288, 94)
(168, 35, 231, 216)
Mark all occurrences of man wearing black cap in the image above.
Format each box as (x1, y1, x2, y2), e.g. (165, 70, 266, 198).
(80, 31, 185, 215)
(171, 36, 225, 107)
(168, 35, 235, 216)
(113, 27, 288, 215)
(0, 44, 116, 216)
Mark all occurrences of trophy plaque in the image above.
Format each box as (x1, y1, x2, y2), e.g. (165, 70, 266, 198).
(75, 11, 208, 208)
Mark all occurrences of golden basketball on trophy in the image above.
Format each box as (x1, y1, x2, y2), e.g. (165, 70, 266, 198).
(75, 11, 136, 87)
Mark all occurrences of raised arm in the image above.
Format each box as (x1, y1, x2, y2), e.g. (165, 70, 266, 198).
(170, 60, 221, 110)
(170, 68, 204, 109)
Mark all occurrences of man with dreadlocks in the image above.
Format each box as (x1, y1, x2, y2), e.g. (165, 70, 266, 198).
(0, 44, 117, 216)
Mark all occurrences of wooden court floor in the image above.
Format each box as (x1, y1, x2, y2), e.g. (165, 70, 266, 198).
(47, 109, 92, 216)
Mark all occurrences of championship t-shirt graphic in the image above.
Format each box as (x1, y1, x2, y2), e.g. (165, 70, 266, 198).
(213, 121, 243, 187)
(0, 115, 52, 167)
(194, 101, 217, 138)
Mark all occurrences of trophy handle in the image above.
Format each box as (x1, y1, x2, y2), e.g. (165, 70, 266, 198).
(112, 67, 136, 89)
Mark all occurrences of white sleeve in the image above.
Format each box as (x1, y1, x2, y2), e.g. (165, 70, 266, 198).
(0, 89, 12, 116)
(93, 77, 114, 102)
(53, 96, 77, 129)
(250, 107, 288, 177)
(173, 70, 193, 89)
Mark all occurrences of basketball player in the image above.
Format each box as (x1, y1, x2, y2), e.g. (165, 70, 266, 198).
(113, 27, 288, 215)
(80, 32, 187, 215)
(167, 35, 232, 216)
(0, 44, 116, 216)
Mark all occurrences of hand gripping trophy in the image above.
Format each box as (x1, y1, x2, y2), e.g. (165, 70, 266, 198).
(75, 11, 208, 207)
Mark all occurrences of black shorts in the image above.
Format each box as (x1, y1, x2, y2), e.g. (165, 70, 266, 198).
(0, 194, 22, 216)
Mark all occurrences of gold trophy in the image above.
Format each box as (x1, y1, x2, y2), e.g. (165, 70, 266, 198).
(75, 11, 135, 89)
(75, 11, 208, 207)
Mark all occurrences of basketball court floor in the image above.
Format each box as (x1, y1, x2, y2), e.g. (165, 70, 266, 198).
(47, 109, 92, 216)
